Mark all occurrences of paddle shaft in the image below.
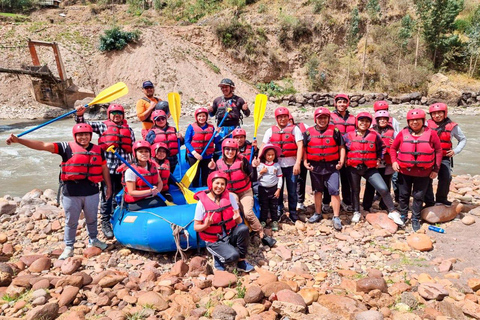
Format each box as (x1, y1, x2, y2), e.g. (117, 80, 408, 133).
(249, 138, 257, 164)
(199, 108, 231, 158)
(18, 108, 82, 137)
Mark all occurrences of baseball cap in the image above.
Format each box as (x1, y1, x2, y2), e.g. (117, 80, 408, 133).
(142, 81, 154, 89)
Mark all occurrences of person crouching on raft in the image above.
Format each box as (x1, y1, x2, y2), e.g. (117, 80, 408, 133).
(151, 142, 173, 203)
(6, 124, 110, 260)
(194, 171, 254, 272)
(209, 139, 277, 247)
(118, 140, 164, 211)
(344, 112, 404, 226)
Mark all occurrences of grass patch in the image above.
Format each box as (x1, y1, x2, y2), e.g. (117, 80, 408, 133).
(199, 56, 220, 74)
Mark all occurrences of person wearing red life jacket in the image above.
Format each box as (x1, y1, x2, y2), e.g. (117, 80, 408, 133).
(362, 110, 397, 212)
(145, 109, 184, 174)
(151, 142, 173, 203)
(344, 112, 404, 226)
(261, 107, 304, 222)
(232, 128, 258, 162)
(75, 103, 135, 239)
(390, 109, 443, 232)
(424, 103, 467, 207)
(209, 139, 276, 247)
(184, 107, 221, 187)
(288, 114, 310, 211)
(6, 124, 111, 260)
(118, 141, 164, 211)
(303, 107, 345, 231)
(326, 94, 355, 213)
(194, 171, 254, 272)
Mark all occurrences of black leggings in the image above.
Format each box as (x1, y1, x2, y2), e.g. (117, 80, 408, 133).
(206, 224, 250, 264)
(363, 168, 392, 211)
(258, 185, 279, 222)
(186, 156, 211, 188)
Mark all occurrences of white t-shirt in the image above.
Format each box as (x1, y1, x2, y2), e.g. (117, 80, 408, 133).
(262, 125, 303, 167)
(124, 168, 138, 182)
(194, 192, 239, 221)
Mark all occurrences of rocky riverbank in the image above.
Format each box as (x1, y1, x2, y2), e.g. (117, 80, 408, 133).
(0, 175, 479, 320)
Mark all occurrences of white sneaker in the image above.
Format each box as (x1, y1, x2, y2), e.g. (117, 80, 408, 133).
(59, 246, 74, 260)
(88, 238, 108, 250)
(388, 210, 405, 226)
(351, 211, 362, 223)
(296, 202, 306, 210)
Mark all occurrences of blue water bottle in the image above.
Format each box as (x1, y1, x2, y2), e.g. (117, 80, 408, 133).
(428, 225, 445, 233)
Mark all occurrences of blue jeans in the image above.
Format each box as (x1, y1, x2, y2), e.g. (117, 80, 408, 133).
(278, 166, 298, 218)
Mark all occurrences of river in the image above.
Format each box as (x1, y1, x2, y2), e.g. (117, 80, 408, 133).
(0, 115, 477, 197)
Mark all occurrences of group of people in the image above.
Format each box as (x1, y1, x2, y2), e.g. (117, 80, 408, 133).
(5, 78, 466, 272)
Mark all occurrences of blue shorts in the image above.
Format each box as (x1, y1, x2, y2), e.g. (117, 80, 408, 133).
(310, 170, 340, 195)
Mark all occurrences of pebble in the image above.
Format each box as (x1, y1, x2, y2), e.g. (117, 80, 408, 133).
(462, 215, 476, 225)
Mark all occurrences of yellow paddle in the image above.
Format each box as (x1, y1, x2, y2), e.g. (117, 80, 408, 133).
(171, 175, 197, 204)
(168, 92, 183, 176)
(250, 94, 268, 163)
(19, 82, 129, 137)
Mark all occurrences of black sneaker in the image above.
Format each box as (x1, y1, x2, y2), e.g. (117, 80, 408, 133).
(412, 220, 421, 232)
(261, 235, 276, 247)
(436, 200, 452, 207)
(101, 221, 114, 239)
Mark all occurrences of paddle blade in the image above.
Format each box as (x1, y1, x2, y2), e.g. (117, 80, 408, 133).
(253, 94, 268, 138)
(181, 160, 199, 188)
(165, 200, 175, 206)
(176, 182, 198, 204)
(168, 92, 181, 130)
(87, 82, 128, 107)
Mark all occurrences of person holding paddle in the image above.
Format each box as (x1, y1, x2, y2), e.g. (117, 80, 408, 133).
(6, 124, 111, 260)
(136, 81, 163, 138)
(75, 104, 135, 240)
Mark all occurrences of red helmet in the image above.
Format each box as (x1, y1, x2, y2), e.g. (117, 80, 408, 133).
(314, 107, 331, 119)
(356, 112, 373, 127)
(222, 138, 239, 151)
(373, 101, 389, 112)
(151, 109, 167, 121)
(232, 128, 246, 138)
(288, 113, 294, 121)
(132, 140, 151, 157)
(407, 109, 426, 121)
(334, 94, 350, 104)
(207, 171, 229, 191)
(72, 123, 93, 137)
(428, 103, 448, 117)
(274, 107, 290, 118)
(195, 107, 209, 120)
(374, 110, 390, 119)
(151, 142, 169, 156)
(107, 104, 125, 118)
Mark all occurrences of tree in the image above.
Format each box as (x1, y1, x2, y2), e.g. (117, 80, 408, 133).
(466, 6, 480, 77)
(414, 0, 464, 68)
(398, 14, 416, 69)
(346, 7, 361, 89)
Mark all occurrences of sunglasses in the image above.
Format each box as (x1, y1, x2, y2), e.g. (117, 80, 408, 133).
(111, 111, 124, 115)
(155, 116, 167, 121)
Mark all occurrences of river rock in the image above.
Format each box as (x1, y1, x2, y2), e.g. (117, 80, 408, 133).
(418, 283, 449, 301)
(356, 277, 388, 293)
(32, 278, 51, 290)
(262, 282, 292, 297)
(83, 246, 102, 258)
(59, 285, 80, 307)
(406, 234, 433, 251)
(256, 268, 278, 286)
(355, 310, 384, 320)
(98, 275, 125, 288)
(25, 302, 59, 320)
(421, 202, 462, 223)
(138, 292, 169, 311)
(0, 233, 7, 244)
(298, 288, 319, 305)
(468, 278, 480, 291)
(244, 285, 264, 303)
(366, 212, 398, 234)
(187, 256, 212, 276)
(277, 289, 307, 309)
(0, 200, 16, 215)
(170, 260, 188, 277)
(212, 270, 236, 288)
(211, 304, 236, 320)
(28, 257, 51, 273)
(427, 73, 462, 106)
(317, 295, 368, 318)
(462, 215, 476, 225)
(61, 257, 82, 275)
(56, 275, 84, 288)
(0, 263, 13, 286)
(462, 298, 480, 319)
(20, 254, 46, 267)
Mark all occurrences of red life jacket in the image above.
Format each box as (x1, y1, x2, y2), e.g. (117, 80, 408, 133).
(305, 125, 340, 162)
(296, 122, 307, 134)
(396, 128, 435, 169)
(330, 112, 356, 134)
(120, 160, 159, 203)
(188, 123, 215, 156)
(239, 141, 253, 162)
(427, 119, 457, 157)
(346, 130, 379, 168)
(194, 190, 237, 243)
(216, 157, 251, 193)
(60, 142, 104, 183)
(270, 125, 297, 157)
(373, 125, 394, 165)
(150, 126, 179, 156)
(98, 120, 133, 153)
(154, 159, 170, 192)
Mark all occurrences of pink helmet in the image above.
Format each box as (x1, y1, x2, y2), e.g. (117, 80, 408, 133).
(195, 107, 209, 120)
(232, 128, 247, 138)
(314, 107, 331, 119)
(132, 140, 152, 157)
(222, 138, 239, 151)
(288, 113, 294, 121)
(334, 94, 350, 105)
(107, 104, 125, 118)
(356, 112, 373, 127)
(373, 101, 389, 112)
(274, 107, 290, 118)
(207, 171, 229, 191)
(151, 142, 169, 156)
(72, 123, 93, 137)
(151, 109, 167, 121)
(407, 109, 426, 121)
(259, 143, 282, 159)
(374, 110, 390, 119)
(428, 103, 448, 117)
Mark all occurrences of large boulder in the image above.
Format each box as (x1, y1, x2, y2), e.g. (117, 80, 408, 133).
(421, 202, 463, 223)
(427, 73, 462, 106)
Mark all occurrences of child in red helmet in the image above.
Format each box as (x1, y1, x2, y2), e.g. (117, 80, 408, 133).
(194, 171, 254, 272)
(151, 142, 173, 203)
(424, 103, 466, 207)
(390, 109, 443, 232)
(6, 124, 111, 260)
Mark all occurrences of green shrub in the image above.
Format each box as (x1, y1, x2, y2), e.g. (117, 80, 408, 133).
(256, 79, 296, 97)
(278, 14, 312, 46)
(0, 0, 36, 12)
(99, 27, 140, 52)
